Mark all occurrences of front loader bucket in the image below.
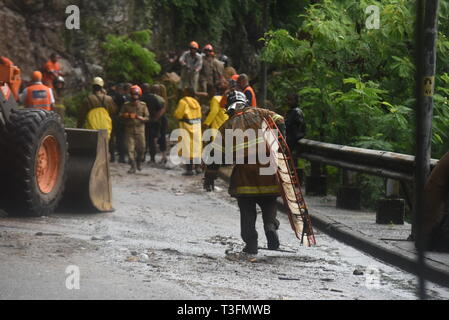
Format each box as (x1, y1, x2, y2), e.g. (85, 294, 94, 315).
(60, 128, 113, 212)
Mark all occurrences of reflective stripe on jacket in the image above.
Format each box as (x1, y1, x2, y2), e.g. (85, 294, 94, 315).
(173, 96, 202, 159)
(25, 83, 53, 110)
(206, 107, 285, 197)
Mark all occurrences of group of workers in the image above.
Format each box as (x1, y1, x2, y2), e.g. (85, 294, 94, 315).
(4, 53, 65, 113)
(77, 78, 169, 174)
(0, 48, 331, 257)
(4, 40, 449, 256)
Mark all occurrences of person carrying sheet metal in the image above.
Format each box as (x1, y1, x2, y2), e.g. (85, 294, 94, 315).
(203, 90, 286, 257)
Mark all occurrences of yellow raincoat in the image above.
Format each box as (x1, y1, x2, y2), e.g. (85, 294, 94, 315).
(203, 95, 228, 133)
(173, 96, 202, 160)
(85, 107, 112, 139)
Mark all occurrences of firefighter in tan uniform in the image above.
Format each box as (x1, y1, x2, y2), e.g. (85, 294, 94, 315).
(119, 85, 149, 174)
(204, 91, 286, 257)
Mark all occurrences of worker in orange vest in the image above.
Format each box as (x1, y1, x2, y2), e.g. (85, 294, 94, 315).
(237, 73, 257, 107)
(20, 71, 55, 111)
(42, 53, 63, 89)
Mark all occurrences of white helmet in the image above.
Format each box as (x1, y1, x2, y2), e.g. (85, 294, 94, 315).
(226, 90, 248, 112)
(92, 76, 104, 87)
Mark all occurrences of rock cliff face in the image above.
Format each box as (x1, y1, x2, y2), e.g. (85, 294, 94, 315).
(0, 0, 263, 90)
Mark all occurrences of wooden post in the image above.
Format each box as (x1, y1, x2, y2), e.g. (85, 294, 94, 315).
(414, 0, 439, 300)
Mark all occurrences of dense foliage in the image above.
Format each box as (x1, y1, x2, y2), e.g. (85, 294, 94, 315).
(156, 0, 311, 72)
(102, 30, 161, 84)
(262, 0, 449, 159)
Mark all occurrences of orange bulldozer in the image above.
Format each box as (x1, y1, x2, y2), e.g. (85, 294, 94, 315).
(0, 57, 112, 216)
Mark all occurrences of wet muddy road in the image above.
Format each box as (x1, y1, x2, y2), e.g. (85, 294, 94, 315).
(1, 162, 449, 300)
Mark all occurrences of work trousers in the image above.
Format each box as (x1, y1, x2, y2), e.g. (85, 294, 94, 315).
(180, 69, 199, 92)
(109, 116, 127, 161)
(237, 196, 280, 251)
(126, 131, 146, 163)
(146, 116, 167, 160)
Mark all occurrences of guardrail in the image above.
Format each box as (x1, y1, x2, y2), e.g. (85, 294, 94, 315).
(298, 139, 439, 182)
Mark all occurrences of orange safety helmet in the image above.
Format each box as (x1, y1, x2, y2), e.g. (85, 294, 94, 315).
(130, 85, 142, 97)
(31, 71, 43, 82)
(203, 44, 214, 52)
(189, 41, 199, 49)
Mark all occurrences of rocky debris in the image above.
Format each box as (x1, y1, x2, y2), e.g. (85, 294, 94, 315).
(278, 277, 301, 281)
(125, 252, 150, 263)
(330, 289, 344, 293)
(125, 256, 139, 262)
(225, 251, 257, 263)
(138, 253, 150, 262)
(35, 232, 61, 236)
(161, 248, 181, 255)
(353, 267, 365, 276)
(91, 235, 112, 241)
(207, 235, 240, 246)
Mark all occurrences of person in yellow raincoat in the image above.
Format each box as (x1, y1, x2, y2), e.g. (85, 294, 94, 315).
(173, 87, 202, 175)
(202, 84, 228, 142)
(77, 77, 117, 139)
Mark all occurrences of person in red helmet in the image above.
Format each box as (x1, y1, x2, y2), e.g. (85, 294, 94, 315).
(199, 43, 224, 93)
(42, 53, 64, 89)
(120, 85, 150, 174)
(179, 41, 203, 92)
(20, 71, 55, 111)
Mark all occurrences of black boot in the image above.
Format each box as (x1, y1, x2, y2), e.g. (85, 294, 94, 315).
(266, 230, 280, 250)
(136, 161, 142, 171)
(183, 164, 194, 176)
(128, 161, 136, 174)
(242, 244, 258, 255)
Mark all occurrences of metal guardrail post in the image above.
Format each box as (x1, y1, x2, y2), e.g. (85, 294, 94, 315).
(305, 161, 327, 196)
(376, 179, 405, 224)
(337, 169, 361, 210)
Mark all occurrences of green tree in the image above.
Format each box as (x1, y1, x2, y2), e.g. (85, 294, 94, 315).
(102, 30, 161, 84)
(261, 0, 449, 158)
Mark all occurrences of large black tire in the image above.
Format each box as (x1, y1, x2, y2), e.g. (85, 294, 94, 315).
(1, 109, 67, 216)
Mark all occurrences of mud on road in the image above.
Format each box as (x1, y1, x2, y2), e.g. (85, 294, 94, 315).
(1, 162, 449, 300)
